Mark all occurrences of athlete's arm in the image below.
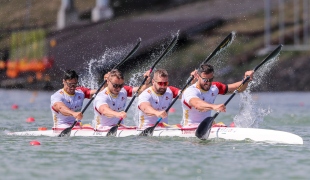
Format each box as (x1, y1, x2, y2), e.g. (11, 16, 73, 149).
(52, 102, 83, 120)
(139, 102, 167, 119)
(227, 70, 254, 93)
(189, 98, 226, 112)
(98, 104, 127, 119)
(169, 86, 181, 99)
(76, 86, 105, 99)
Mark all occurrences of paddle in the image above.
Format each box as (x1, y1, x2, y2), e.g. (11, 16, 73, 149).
(139, 32, 236, 136)
(139, 75, 194, 136)
(58, 38, 142, 137)
(106, 32, 179, 136)
(195, 44, 283, 140)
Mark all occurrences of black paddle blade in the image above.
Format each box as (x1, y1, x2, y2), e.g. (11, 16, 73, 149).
(58, 127, 72, 137)
(195, 117, 214, 140)
(106, 125, 118, 137)
(139, 126, 155, 136)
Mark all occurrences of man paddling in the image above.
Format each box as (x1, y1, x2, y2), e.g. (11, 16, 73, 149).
(181, 63, 254, 127)
(137, 69, 181, 128)
(51, 70, 94, 129)
(93, 69, 151, 130)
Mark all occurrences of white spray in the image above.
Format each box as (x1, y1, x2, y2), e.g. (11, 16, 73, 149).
(233, 55, 280, 128)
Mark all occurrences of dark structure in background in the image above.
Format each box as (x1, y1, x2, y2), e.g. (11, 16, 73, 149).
(0, 0, 223, 90)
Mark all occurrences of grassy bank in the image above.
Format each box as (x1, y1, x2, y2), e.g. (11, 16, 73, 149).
(0, 0, 309, 91)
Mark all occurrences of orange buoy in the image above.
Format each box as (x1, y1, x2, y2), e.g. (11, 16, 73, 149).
(38, 127, 47, 131)
(11, 104, 18, 110)
(26, 117, 35, 123)
(230, 122, 235, 127)
(169, 107, 176, 113)
(30, 140, 41, 146)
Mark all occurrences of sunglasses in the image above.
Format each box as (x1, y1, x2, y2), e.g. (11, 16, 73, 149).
(110, 81, 124, 89)
(65, 81, 79, 88)
(154, 80, 169, 86)
(198, 74, 214, 83)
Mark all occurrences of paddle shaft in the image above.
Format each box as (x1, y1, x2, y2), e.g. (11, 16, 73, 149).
(161, 31, 235, 118)
(152, 75, 194, 127)
(183, 31, 235, 118)
(124, 33, 179, 114)
(211, 44, 283, 121)
(195, 44, 283, 140)
(113, 74, 150, 125)
(107, 33, 179, 135)
(169, 32, 235, 121)
(201, 32, 235, 65)
(139, 32, 236, 136)
(87, 38, 142, 113)
(58, 38, 141, 137)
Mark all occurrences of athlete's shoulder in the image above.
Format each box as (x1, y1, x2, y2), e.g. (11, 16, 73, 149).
(167, 86, 179, 97)
(139, 87, 152, 99)
(51, 89, 64, 97)
(168, 86, 179, 91)
(185, 83, 198, 91)
(142, 87, 152, 94)
(211, 82, 227, 95)
(98, 88, 109, 96)
(212, 81, 226, 87)
(121, 85, 132, 95)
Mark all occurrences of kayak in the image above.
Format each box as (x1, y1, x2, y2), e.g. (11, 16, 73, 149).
(7, 126, 303, 145)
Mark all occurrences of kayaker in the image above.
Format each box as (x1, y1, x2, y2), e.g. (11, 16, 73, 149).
(137, 69, 180, 128)
(93, 69, 151, 130)
(51, 70, 94, 129)
(181, 63, 254, 127)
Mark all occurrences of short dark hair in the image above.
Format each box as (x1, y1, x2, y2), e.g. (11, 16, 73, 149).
(63, 70, 79, 80)
(109, 69, 124, 80)
(198, 64, 214, 75)
(153, 69, 168, 79)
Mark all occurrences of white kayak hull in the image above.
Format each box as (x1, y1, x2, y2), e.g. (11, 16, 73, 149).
(7, 127, 303, 145)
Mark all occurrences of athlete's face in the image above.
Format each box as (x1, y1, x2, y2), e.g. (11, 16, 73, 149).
(198, 72, 214, 91)
(63, 78, 78, 95)
(152, 76, 169, 95)
(107, 76, 124, 95)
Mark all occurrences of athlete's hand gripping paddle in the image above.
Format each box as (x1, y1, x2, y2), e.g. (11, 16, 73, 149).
(106, 32, 179, 136)
(195, 44, 283, 140)
(58, 38, 142, 137)
(139, 32, 236, 136)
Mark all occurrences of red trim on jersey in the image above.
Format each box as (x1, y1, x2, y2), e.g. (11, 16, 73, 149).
(51, 106, 59, 113)
(211, 82, 228, 95)
(76, 86, 91, 99)
(124, 85, 133, 97)
(95, 106, 101, 115)
(183, 100, 192, 109)
(168, 86, 180, 98)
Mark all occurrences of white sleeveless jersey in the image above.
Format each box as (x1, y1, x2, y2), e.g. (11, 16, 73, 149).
(181, 82, 227, 126)
(138, 86, 179, 128)
(93, 86, 132, 127)
(51, 87, 90, 128)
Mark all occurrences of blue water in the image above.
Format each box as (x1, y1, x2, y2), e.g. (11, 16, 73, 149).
(1, 89, 309, 179)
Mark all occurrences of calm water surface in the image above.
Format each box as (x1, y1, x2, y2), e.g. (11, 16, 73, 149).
(1, 89, 309, 180)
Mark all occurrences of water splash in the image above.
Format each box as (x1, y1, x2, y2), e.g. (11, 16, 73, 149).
(250, 55, 279, 90)
(233, 54, 280, 128)
(79, 46, 128, 89)
(127, 36, 177, 126)
(234, 90, 272, 128)
(212, 32, 236, 76)
(127, 71, 145, 126)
